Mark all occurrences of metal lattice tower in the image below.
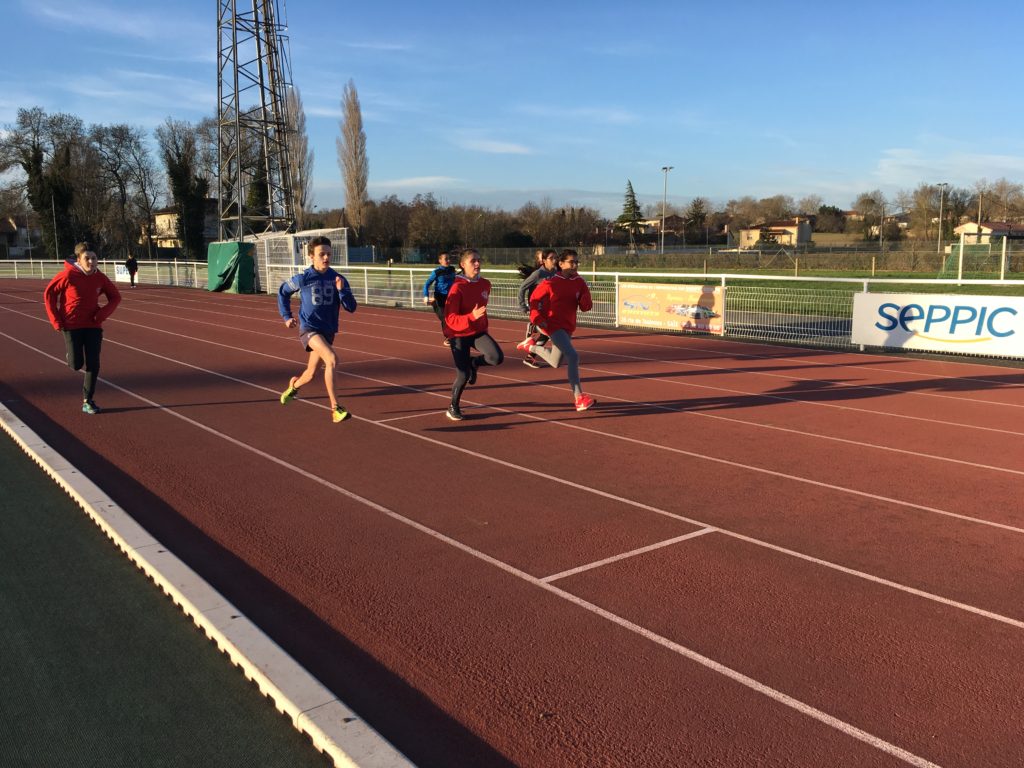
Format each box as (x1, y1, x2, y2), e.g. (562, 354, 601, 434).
(216, 0, 295, 240)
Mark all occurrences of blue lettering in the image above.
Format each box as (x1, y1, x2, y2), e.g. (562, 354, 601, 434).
(950, 305, 978, 333)
(923, 305, 951, 332)
(875, 302, 900, 331)
(987, 307, 1018, 338)
(898, 304, 925, 330)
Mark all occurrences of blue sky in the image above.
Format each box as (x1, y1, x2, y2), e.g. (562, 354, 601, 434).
(6, 0, 1024, 217)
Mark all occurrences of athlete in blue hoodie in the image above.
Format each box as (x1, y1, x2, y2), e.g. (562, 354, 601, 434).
(277, 236, 357, 422)
(422, 251, 457, 345)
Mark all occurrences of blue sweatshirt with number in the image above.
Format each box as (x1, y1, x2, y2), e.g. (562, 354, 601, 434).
(278, 267, 357, 334)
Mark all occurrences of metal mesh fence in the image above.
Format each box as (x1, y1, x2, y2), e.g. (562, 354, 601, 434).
(5, 260, 1021, 360)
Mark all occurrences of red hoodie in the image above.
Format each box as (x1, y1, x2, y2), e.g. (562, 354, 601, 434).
(529, 273, 592, 335)
(443, 275, 491, 337)
(43, 262, 122, 331)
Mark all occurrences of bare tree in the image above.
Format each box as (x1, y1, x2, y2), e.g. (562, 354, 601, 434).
(797, 195, 823, 215)
(286, 87, 314, 230)
(337, 79, 368, 239)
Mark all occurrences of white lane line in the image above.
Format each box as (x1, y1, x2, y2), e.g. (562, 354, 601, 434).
(581, 338, 1024, 406)
(112, 300, 1024, 440)
(568, 364, 1024, 465)
(4, 304, 1023, 528)
(585, 331, 1024, 386)
(2, 303, 1024, 520)
(0, 335, 945, 768)
(541, 527, 717, 583)
(26, 288, 1019, 436)
(4, 313, 1024, 630)
(581, 346, 1024, 409)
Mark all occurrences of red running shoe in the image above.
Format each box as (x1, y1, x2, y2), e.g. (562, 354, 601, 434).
(515, 336, 536, 353)
(574, 393, 596, 412)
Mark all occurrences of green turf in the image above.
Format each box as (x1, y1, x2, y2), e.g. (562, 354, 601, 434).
(0, 434, 330, 768)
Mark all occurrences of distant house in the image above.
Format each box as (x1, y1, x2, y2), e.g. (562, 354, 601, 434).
(737, 218, 813, 249)
(953, 221, 1024, 244)
(141, 200, 219, 248)
(0, 215, 40, 257)
(638, 214, 686, 236)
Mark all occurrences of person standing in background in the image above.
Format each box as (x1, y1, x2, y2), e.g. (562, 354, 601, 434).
(124, 254, 139, 287)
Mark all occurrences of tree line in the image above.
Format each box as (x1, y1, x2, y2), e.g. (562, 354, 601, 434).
(4, 100, 1023, 261)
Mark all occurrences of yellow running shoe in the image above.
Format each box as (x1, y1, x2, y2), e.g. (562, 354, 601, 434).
(332, 404, 351, 423)
(280, 378, 299, 404)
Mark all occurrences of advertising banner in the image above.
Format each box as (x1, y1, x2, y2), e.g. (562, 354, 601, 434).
(618, 282, 724, 334)
(114, 265, 131, 283)
(852, 293, 1024, 357)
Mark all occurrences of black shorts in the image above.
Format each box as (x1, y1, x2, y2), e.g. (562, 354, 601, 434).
(299, 329, 335, 351)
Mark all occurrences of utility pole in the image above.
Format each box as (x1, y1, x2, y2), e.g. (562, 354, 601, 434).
(51, 192, 60, 259)
(660, 165, 673, 254)
(936, 182, 948, 254)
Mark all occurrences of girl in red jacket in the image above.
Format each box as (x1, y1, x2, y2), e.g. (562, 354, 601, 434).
(522, 249, 596, 411)
(43, 242, 122, 414)
(442, 249, 504, 420)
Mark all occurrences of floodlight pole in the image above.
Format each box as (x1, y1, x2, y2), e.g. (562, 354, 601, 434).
(936, 182, 948, 255)
(660, 165, 673, 254)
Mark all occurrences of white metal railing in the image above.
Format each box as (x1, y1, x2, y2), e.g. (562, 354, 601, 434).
(5, 260, 1022, 359)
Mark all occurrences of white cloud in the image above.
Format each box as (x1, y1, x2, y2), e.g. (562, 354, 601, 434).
(371, 176, 460, 189)
(28, 1, 206, 43)
(343, 41, 413, 52)
(516, 103, 638, 125)
(456, 139, 532, 155)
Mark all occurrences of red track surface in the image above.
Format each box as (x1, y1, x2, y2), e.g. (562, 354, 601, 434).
(2, 278, 1023, 768)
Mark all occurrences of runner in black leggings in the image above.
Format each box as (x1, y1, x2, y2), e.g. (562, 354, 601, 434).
(442, 249, 504, 420)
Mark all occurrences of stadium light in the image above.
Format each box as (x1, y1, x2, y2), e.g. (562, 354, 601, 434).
(661, 166, 673, 254)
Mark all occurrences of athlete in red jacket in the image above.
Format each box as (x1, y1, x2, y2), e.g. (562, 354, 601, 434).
(523, 249, 596, 411)
(43, 242, 122, 414)
(442, 249, 504, 420)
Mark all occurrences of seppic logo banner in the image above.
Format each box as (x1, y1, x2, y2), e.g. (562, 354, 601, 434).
(851, 293, 1024, 357)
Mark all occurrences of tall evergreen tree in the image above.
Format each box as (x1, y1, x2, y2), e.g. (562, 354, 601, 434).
(617, 180, 642, 234)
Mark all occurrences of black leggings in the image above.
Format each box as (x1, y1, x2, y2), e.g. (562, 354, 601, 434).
(431, 291, 448, 332)
(63, 328, 103, 401)
(450, 333, 503, 405)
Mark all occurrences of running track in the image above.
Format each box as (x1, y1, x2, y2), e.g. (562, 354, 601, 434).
(2, 279, 1023, 768)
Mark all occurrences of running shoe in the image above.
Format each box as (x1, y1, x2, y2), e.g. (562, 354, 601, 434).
(467, 360, 478, 386)
(280, 379, 299, 404)
(574, 393, 596, 412)
(332, 404, 352, 423)
(522, 354, 541, 369)
(82, 400, 101, 415)
(515, 337, 536, 353)
(446, 404, 464, 421)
